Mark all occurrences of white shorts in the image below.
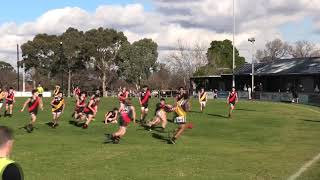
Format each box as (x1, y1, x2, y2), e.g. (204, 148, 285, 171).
(0, 103, 3, 108)
(156, 110, 165, 118)
(141, 107, 148, 111)
(200, 101, 206, 107)
(174, 116, 186, 124)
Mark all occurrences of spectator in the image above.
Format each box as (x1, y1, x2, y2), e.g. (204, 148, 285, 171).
(315, 85, 320, 93)
(248, 86, 252, 100)
(0, 126, 23, 180)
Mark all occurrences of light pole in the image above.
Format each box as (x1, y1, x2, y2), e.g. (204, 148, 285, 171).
(248, 37, 255, 93)
(232, 0, 236, 88)
(17, 44, 20, 91)
(60, 42, 64, 94)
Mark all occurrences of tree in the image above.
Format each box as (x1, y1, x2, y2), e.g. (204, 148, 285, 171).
(117, 38, 158, 86)
(0, 61, 14, 71)
(256, 38, 290, 62)
(21, 34, 59, 88)
(164, 41, 208, 88)
(84, 28, 127, 96)
(60, 28, 86, 97)
(0, 61, 17, 88)
(289, 40, 320, 58)
(194, 39, 245, 76)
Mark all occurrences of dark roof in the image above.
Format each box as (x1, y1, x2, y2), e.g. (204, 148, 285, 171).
(235, 57, 320, 75)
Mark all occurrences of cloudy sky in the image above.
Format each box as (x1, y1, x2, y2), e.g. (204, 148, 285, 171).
(1, 0, 320, 66)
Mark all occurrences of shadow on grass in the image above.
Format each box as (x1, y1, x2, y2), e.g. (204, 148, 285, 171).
(189, 110, 203, 114)
(300, 119, 320, 123)
(68, 120, 84, 127)
(207, 113, 228, 118)
(235, 108, 257, 112)
(151, 133, 171, 144)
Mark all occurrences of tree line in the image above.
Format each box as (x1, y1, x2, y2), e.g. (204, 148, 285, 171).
(20, 27, 158, 96)
(256, 39, 320, 62)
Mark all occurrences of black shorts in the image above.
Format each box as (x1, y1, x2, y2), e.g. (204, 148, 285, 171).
(76, 107, 85, 113)
(229, 101, 236, 106)
(6, 101, 13, 105)
(29, 109, 38, 116)
(85, 110, 94, 116)
(119, 118, 130, 127)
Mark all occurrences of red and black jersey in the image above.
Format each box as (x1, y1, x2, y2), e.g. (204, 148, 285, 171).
(119, 91, 128, 103)
(74, 88, 81, 96)
(84, 99, 98, 114)
(228, 91, 238, 103)
(140, 90, 151, 106)
(28, 97, 40, 112)
(76, 97, 86, 108)
(6, 92, 14, 103)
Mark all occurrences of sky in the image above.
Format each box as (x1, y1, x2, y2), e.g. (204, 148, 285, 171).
(1, 0, 320, 66)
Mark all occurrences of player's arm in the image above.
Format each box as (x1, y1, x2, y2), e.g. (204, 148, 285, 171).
(105, 112, 111, 119)
(236, 93, 239, 103)
(20, 98, 31, 112)
(88, 100, 95, 112)
(13, 95, 16, 103)
(114, 111, 118, 120)
(62, 100, 65, 112)
(139, 96, 142, 105)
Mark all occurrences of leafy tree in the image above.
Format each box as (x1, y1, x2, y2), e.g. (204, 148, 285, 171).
(195, 39, 245, 76)
(117, 38, 158, 85)
(60, 27, 86, 96)
(0, 61, 14, 71)
(21, 34, 59, 88)
(84, 28, 127, 96)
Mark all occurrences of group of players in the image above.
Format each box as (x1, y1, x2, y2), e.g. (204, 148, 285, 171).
(0, 84, 239, 144)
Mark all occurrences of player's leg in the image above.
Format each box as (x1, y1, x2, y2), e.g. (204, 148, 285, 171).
(83, 114, 93, 128)
(4, 103, 9, 116)
(9, 104, 13, 116)
(0, 103, 3, 117)
(171, 123, 187, 144)
(53, 112, 61, 127)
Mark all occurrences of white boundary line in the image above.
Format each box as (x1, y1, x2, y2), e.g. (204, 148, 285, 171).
(287, 152, 320, 180)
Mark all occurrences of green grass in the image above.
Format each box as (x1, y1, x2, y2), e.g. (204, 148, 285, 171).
(1, 97, 320, 180)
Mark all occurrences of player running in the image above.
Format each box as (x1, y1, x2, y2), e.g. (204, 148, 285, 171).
(50, 91, 65, 128)
(139, 86, 151, 124)
(0, 88, 6, 117)
(82, 95, 100, 129)
(118, 87, 129, 108)
(198, 87, 207, 112)
(73, 92, 87, 120)
(170, 93, 191, 144)
(146, 98, 172, 132)
(20, 90, 43, 133)
(104, 108, 119, 124)
(4, 87, 15, 117)
(227, 87, 238, 118)
(105, 99, 136, 144)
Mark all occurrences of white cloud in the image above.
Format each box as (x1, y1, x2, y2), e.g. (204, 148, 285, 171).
(1, 0, 320, 65)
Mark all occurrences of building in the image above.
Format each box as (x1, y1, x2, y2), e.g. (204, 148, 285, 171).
(191, 57, 320, 93)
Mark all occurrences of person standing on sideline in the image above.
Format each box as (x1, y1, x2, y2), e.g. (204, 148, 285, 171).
(248, 86, 252, 100)
(0, 126, 23, 180)
(36, 83, 44, 98)
(198, 88, 207, 112)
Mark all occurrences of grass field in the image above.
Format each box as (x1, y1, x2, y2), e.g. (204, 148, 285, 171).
(1, 97, 320, 180)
